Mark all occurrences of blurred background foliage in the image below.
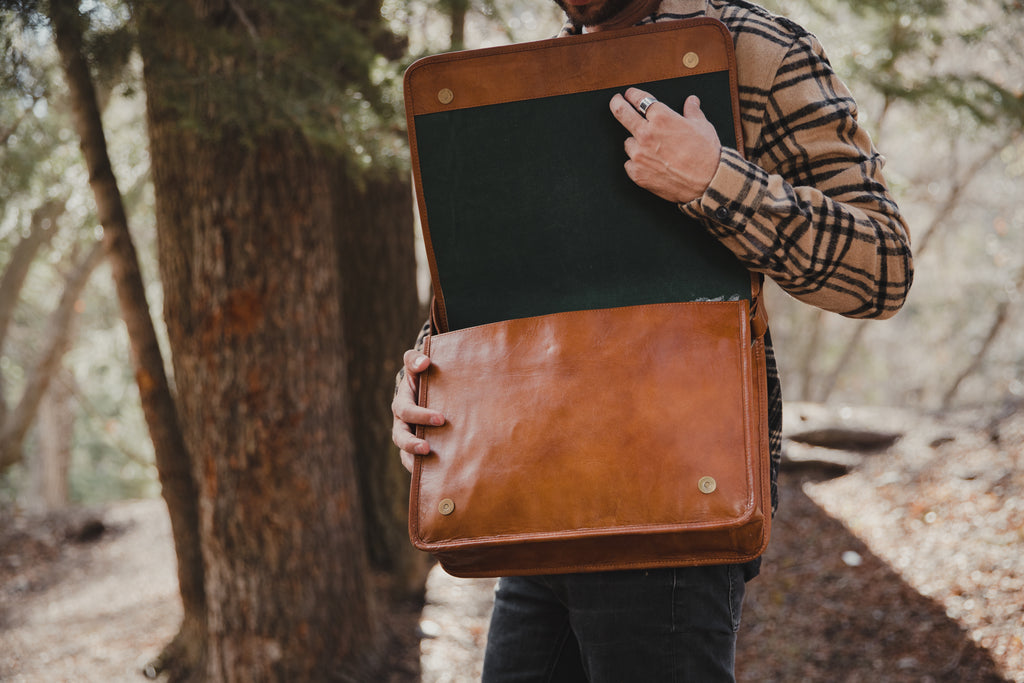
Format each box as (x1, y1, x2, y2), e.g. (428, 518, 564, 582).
(0, 0, 1021, 509)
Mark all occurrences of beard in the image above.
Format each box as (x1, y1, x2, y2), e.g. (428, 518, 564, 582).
(553, 0, 638, 27)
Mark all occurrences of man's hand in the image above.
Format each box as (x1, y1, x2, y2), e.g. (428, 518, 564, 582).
(391, 349, 445, 473)
(609, 87, 722, 204)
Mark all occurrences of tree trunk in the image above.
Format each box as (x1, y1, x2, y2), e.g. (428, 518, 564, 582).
(0, 240, 104, 472)
(0, 198, 66, 433)
(29, 368, 74, 512)
(137, 2, 392, 678)
(0, 198, 66, 352)
(448, 0, 470, 50)
(47, 3, 207, 679)
(334, 167, 427, 598)
(145, 121, 382, 682)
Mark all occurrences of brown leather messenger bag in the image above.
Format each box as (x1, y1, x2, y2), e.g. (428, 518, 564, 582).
(403, 18, 771, 578)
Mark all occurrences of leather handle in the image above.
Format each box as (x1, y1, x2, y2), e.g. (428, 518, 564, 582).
(429, 295, 447, 334)
(749, 273, 769, 340)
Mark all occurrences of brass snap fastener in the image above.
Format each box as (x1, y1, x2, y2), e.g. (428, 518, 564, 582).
(698, 476, 717, 494)
(683, 52, 700, 69)
(438, 498, 455, 515)
(437, 88, 455, 105)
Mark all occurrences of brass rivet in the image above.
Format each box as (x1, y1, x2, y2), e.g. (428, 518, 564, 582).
(698, 476, 717, 494)
(437, 88, 455, 105)
(438, 498, 455, 515)
(683, 52, 700, 69)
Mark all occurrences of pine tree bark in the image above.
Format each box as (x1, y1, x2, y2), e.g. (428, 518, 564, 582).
(136, 2, 395, 678)
(333, 167, 427, 598)
(47, 3, 207, 679)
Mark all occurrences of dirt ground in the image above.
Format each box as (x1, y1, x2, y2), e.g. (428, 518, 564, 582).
(1, 402, 1022, 682)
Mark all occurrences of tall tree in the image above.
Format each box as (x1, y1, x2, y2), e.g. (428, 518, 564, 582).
(135, 0, 418, 678)
(45, 1, 206, 679)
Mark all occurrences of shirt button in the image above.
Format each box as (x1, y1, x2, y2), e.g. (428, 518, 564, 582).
(713, 206, 731, 221)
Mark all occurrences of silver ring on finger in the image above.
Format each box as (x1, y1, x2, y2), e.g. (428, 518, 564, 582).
(637, 96, 657, 117)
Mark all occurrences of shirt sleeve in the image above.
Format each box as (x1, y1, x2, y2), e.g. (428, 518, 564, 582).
(680, 33, 913, 320)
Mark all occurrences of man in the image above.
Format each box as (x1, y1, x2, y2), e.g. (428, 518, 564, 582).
(393, 0, 913, 680)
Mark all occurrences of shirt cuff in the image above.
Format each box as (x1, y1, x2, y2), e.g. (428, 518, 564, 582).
(679, 147, 769, 237)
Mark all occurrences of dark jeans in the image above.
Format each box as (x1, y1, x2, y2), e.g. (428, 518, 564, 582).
(481, 564, 746, 683)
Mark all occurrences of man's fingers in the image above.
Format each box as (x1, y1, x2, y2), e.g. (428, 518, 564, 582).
(392, 347, 444, 465)
(392, 374, 445, 429)
(624, 136, 638, 158)
(393, 398, 445, 428)
(682, 94, 706, 121)
(393, 416, 427, 473)
(609, 92, 646, 133)
(623, 87, 665, 119)
(403, 349, 430, 374)
(392, 415, 431, 457)
(399, 450, 416, 474)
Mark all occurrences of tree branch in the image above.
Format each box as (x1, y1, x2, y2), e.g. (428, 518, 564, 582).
(913, 133, 1019, 258)
(56, 371, 156, 470)
(0, 240, 105, 473)
(941, 264, 1024, 409)
(0, 197, 68, 353)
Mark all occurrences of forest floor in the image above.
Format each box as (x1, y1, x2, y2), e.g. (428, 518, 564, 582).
(1, 402, 1022, 682)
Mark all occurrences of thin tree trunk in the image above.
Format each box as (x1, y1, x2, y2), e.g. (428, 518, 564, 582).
(47, 3, 206, 679)
(0, 197, 66, 435)
(0, 241, 104, 472)
(0, 198, 66, 351)
(449, 0, 470, 50)
(30, 367, 74, 511)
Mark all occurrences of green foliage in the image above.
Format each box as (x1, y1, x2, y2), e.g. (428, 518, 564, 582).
(136, 0, 410, 173)
(1, 12, 54, 204)
(777, 0, 1024, 132)
(385, 0, 564, 58)
(82, 13, 135, 97)
(1, 14, 46, 96)
(66, 323, 160, 503)
(1, 0, 160, 506)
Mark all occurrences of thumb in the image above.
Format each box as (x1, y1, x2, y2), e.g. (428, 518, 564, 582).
(683, 95, 707, 120)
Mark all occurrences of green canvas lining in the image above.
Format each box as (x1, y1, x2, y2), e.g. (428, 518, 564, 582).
(415, 72, 748, 331)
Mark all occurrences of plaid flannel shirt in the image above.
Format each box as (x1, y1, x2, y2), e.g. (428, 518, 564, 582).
(409, 0, 913, 517)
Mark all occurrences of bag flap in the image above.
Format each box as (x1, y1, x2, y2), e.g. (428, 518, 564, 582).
(411, 301, 765, 550)
(404, 19, 749, 333)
